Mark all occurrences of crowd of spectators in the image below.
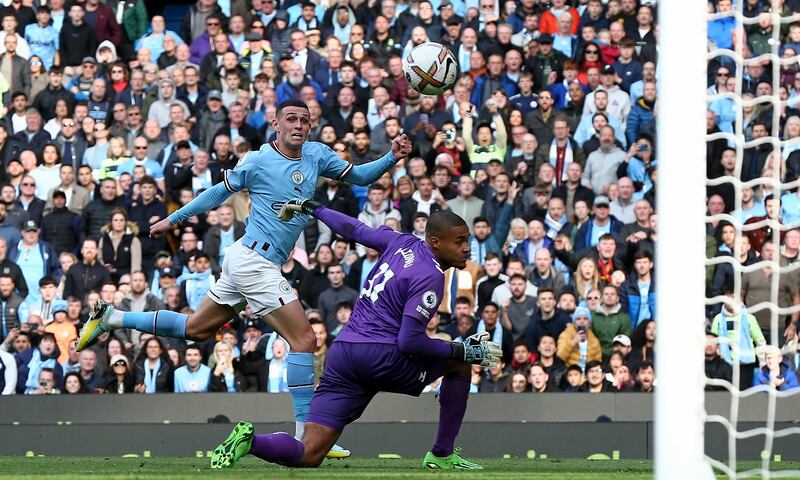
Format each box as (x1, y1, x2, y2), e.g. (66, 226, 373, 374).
(0, 0, 787, 397)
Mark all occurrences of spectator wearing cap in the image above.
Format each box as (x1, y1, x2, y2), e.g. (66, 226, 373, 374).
(571, 195, 620, 251)
(9, 220, 60, 301)
(194, 91, 226, 150)
(236, 316, 267, 390)
(40, 190, 80, 255)
(525, 34, 566, 92)
(153, 265, 177, 302)
(591, 285, 632, 359)
(33, 67, 74, 123)
(557, 305, 602, 370)
(173, 345, 211, 393)
(102, 353, 134, 393)
(584, 64, 631, 129)
(82, 177, 128, 240)
(240, 32, 273, 82)
(62, 238, 111, 301)
(612, 334, 632, 360)
(16, 331, 64, 394)
(176, 251, 215, 311)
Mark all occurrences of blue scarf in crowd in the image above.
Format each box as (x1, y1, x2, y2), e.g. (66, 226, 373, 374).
(477, 320, 503, 348)
(25, 349, 56, 392)
(144, 358, 161, 394)
(718, 306, 755, 365)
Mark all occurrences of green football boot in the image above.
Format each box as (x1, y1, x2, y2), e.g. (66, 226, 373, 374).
(76, 301, 114, 351)
(423, 448, 484, 470)
(210, 421, 255, 469)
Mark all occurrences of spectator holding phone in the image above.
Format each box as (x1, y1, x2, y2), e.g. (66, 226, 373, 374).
(557, 306, 602, 371)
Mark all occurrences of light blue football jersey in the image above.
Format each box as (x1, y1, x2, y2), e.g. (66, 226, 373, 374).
(223, 140, 354, 265)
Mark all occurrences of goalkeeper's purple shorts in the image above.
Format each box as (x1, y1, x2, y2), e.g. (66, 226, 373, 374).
(307, 340, 448, 431)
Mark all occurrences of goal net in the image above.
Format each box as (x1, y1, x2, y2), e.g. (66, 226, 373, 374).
(657, 0, 800, 478)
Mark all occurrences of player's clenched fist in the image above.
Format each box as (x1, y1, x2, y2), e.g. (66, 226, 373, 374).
(451, 332, 503, 368)
(391, 134, 412, 161)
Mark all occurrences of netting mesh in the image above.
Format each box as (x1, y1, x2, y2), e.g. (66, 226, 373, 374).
(705, 1, 800, 477)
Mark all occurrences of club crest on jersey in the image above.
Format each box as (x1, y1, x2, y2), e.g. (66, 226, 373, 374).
(422, 290, 437, 308)
(279, 281, 292, 294)
(291, 170, 304, 184)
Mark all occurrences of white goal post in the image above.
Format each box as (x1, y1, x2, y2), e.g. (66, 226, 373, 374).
(654, 0, 714, 478)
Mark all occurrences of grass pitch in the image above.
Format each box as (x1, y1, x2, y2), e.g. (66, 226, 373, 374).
(2, 457, 800, 479)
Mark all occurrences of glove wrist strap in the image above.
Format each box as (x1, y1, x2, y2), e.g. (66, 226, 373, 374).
(450, 342, 465, 362)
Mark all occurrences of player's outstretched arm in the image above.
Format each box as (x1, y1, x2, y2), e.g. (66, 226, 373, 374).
(340, 134, 413, 185)
(151, 183, 234, 236)
(279, 200, 399, 252)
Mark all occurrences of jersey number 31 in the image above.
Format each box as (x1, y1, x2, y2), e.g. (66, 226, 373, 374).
(360, 263, 395, 303)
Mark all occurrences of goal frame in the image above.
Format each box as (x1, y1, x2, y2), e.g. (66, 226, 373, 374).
(654, 1, 714, 478)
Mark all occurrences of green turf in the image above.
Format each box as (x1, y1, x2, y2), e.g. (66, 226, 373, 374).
(1, 457, 800, 479)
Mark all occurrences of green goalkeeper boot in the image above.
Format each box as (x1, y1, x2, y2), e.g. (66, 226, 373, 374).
(423, 448, 484, 470)
(210, 421, 254, 469)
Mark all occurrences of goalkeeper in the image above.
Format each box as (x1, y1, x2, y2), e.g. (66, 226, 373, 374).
(212, 204, 502, 470)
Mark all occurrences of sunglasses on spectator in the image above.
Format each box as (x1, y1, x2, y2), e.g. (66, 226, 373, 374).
(145, 69, 157, 74)
(95, 125, 106, 132)
(63, 121, 76, 127)
(134, 146, 148, 150)
(206, 21, 220, 26)
(251, 24, 264, 29)
(22, 182, 35, 187)
(585, 50, 599, 54)
(30, 60, 42, 66)
(113, 361, 127, 367)
(128, 111, 141, 116)
(717, 71, 730, 77)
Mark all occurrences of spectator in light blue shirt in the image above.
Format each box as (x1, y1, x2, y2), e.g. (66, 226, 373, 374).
(24, 7, 59, 70)
(173, 345, 210, 393)
(116, 137, 165, 181)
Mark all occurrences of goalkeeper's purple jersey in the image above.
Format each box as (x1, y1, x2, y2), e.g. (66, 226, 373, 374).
(336, 231, 445, 345)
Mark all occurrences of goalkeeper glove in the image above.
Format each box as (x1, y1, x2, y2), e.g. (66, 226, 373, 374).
(450, 332, 503, 368)
(278, 199, 323, 222)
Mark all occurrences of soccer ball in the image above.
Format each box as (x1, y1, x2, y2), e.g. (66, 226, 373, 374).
(403, 42, 458, 95)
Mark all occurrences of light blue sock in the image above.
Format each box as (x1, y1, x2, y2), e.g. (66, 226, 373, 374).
(121, 310, 188, 338)
(287, 352, 314, 424)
